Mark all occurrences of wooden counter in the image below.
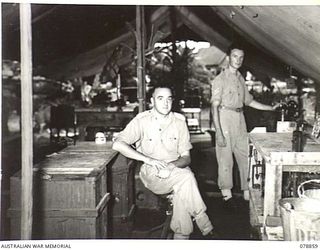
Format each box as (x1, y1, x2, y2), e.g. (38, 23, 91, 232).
(248, 132, 320, 240)
(249, 132, 320, 166)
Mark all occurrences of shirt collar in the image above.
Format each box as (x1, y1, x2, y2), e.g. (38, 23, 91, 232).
(224, 67, 241, 78)
(150, 108, 173, 120)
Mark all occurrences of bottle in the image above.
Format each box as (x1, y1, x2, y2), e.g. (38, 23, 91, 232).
(281, 109, 285, 122)
(279, 100, 286, 121)
(292, 123, 304, 152)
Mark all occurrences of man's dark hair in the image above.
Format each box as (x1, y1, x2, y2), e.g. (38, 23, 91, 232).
(227, 42, 245, 55)
(148, 82, 174, 98)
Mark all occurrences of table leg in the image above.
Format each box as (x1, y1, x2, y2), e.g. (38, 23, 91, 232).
(263, 162, 283, 223)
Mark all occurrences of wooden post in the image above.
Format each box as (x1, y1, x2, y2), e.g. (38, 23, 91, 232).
(169, 8, 182, 111)
(20, 3, 33, 240)
(297, 76, 303, 118)
(0, 3, 2, 238)
(116, 74, 121, 100)
(136, 5, 146, 113)
(315, 81, 320, 115)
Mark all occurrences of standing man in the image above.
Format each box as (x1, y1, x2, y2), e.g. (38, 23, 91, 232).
(211, 43, 278, 209)
(112, 84, 217, 239)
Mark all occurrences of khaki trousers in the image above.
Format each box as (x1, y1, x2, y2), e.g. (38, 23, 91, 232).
(140, 164, 213, 236)
(215, 109, 249, 191)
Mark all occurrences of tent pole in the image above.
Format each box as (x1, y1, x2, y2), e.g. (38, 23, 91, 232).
(136, 5, 146, 113)
(20, 3, 33, 240)
(0, 3, 2, 238)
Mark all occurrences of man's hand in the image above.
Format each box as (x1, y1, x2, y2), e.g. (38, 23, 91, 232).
(156, 168, 171, 179)
(216, 133, 227, 147)
(145, 158, 167, 171)
(272, 102, 281, 110)
(166, 162, 176, 171)
(155, 162, 176, 179)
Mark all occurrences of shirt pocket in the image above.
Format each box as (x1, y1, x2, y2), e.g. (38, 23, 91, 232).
(163, 133, 179, 152)
(225, 86, 237, 97)
(223, 86, 239, 105)
(141, 135, 156, 155)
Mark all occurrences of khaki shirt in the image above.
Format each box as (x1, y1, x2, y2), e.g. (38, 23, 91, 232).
(211, 68, 253, 108)
(115, 109, 193, 162)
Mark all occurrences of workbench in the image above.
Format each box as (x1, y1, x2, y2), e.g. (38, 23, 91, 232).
(248, 132, 320, 240)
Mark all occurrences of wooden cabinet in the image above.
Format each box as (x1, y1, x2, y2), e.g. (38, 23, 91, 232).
(248, 132, 320, 240)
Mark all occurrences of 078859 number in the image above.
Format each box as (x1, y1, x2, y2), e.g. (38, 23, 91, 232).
(300, 244, 318, 248)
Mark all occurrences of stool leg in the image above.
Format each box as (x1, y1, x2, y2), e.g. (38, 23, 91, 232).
(160, 212, 173, 239)
(146, 197, 173, 239)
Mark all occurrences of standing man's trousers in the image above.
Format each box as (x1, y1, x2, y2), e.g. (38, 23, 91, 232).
(215, 109, 249, 191)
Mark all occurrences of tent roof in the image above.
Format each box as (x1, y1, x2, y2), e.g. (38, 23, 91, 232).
(211, 6, 320, 82)
(2, 4, 320, 84)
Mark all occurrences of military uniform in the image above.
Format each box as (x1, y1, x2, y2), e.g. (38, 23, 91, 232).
(115, 109, 213, 237)
(211, 68, 253, 191)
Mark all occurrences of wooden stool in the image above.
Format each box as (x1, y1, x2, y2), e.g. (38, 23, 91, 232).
(147, 193, 173, 239)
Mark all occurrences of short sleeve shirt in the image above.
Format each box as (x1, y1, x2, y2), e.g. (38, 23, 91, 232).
(114, 109, 193, 163)
(211, 68, 253, 108)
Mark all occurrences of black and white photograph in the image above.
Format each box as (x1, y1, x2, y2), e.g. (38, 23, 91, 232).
(1, 1, 320, 248)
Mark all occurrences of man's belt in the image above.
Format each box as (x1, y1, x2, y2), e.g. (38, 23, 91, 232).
(219, 105, 243, 112)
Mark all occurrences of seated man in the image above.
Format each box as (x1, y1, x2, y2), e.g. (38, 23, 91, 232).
(112, 84, 217, 240)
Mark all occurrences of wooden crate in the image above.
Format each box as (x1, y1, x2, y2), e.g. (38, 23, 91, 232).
(59, 143, 137, 238)
(108, 153, 136, 238)
(8, 152, 113, 239)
